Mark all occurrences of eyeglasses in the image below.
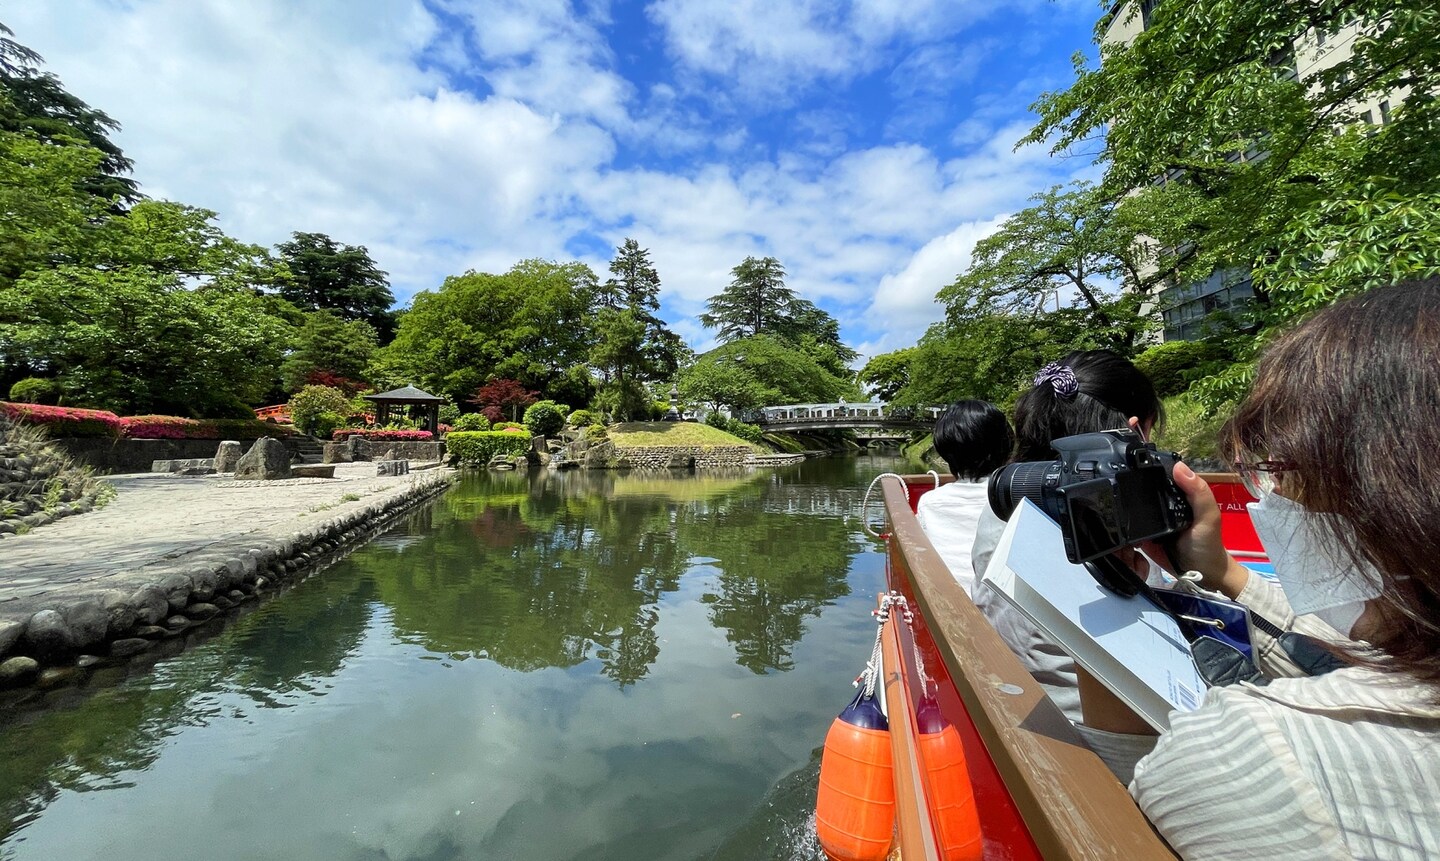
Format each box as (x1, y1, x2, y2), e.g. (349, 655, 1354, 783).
(1233, 460, 1298, 498)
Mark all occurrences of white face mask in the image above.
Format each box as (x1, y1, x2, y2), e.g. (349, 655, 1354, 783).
(1247, 493, 1382, 638)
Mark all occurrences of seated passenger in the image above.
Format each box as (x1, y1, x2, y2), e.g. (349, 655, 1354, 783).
(1077, 280, 1440, 860)
(971, 350, 1163, 724)
(915, 400, 1013, 597)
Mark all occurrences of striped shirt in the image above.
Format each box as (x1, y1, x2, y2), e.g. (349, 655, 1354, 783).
(1090, 576, 1440, 860)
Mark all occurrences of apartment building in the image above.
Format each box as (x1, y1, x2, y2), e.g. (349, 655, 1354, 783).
(1102, 2, 1409, 341)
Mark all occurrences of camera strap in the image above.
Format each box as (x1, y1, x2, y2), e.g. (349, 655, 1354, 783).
(1135, 577, 1271, 688)
(1129, 568, 1344, 684)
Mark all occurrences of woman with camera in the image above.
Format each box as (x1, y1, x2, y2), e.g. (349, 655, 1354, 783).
(970, 349, 1165, 723)
(1079, 280, 1440, 860)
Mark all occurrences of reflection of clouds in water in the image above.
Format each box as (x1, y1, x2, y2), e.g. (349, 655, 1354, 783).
(7, 590, 874, 861)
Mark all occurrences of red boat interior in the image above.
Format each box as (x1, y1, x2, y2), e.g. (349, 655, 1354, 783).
(873, 473, 1264, 860)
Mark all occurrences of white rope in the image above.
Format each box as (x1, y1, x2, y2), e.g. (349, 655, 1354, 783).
(859, 620, 885, 698)
(855, 593, 909, 697)
(927, 470, 941, 488)
(860, 472, 906, 538)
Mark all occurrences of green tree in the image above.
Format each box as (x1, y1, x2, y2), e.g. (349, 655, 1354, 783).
(0, 127, 107, 286)
(590, 240, 688, 420)
(378, 259, 598, 405)
(1026, 1, 1440, 319)
(936, 182, 1155, 353)
(677, 358, 770, 414)
(700, 256, 796, 340)
(1, 266, 290, 414)
(0, 23, 138, 205)
(280, 310, 378, 393)
(275, 232, 396, 340)
(776, 298, 858, 377)
(677, 335, 856, 414)
(858, 348, 915, 402)
(895, 291, 1145, 408)
(0, 186, 292, 413)
(598, 237, 660, 312)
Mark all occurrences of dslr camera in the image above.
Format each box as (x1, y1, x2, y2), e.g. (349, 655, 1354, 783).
(987, 428, 1193, 566)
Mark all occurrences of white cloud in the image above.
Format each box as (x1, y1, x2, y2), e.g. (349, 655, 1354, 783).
(646, 0, 995, 102)
(861, 213, 1011, 352)
(6, 0, 1092, 356)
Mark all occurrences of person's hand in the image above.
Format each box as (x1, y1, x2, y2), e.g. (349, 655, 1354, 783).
(1141, 462, 1251, 598)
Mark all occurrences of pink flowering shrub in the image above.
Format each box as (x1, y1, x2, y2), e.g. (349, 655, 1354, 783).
(120, 416, 203, 439)
(120, 415, 292, 439)
(1, 402, 124, 437)
(331, 428, 434, 442)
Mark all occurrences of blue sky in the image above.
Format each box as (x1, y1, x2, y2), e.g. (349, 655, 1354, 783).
(9, 0, 1103, 362)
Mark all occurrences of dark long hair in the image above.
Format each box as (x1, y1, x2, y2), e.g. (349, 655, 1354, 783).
(1013, 350, 1161, 461)
(1221, 278, 1440, 689)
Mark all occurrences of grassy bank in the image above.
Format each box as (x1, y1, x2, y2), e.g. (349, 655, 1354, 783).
(608, 421, 765, 451)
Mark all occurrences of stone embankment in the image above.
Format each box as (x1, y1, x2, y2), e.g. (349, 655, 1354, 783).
(0, 464, 455, 689)
(322, 438, 445, 463)
(613, 444, 755, 469)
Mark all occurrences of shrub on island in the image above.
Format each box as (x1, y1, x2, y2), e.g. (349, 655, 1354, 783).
(331, 428, 435, 442)
(446, 430, 532, 464)
(452, 413, 491, 432)
(523, 400, 567, 437)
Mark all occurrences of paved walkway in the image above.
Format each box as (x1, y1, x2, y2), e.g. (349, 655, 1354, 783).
(1, 464, 454, 625)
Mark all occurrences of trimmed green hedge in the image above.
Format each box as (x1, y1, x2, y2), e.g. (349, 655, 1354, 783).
(446, 431, 532, 465)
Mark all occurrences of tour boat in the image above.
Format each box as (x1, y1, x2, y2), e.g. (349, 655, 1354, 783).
(815, 473, 1266, 861)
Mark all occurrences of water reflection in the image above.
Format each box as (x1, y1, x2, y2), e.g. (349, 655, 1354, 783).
(0, 457, 908, 860)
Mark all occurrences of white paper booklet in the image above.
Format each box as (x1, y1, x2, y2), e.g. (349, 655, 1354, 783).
(980, 499, 1205, 731)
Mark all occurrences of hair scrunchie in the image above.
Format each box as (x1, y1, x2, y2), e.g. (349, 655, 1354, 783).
(1034, 362, 1080, 399)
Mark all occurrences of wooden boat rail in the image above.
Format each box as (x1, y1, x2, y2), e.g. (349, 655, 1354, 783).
(881, 475, 1178, 860)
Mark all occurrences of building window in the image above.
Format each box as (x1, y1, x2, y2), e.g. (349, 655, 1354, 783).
(1380, 100, 1392, 124)
(1140, 0, 1159, 30)
(1361, 109, 1375, 125)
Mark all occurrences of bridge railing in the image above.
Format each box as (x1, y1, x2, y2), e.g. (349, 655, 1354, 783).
(746, 403, 943, 426)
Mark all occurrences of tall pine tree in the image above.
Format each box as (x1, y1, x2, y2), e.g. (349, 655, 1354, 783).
(699, 256, 795, 340)
(590, 239, 687, 420)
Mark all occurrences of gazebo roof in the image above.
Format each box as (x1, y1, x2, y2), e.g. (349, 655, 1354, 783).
(364, 385, 447, 403)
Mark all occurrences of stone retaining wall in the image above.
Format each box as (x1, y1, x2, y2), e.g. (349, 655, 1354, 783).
(322, 439, 445, 463)
(55, 437, 306, 474)
(0, 471, 455, 688)
(612, 445, 754, 470)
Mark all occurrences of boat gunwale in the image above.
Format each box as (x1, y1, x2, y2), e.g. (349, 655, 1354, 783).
(881, 474, 1179, 860)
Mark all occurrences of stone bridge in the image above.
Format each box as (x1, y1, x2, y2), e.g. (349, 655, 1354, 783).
(743, 402, 942, 442)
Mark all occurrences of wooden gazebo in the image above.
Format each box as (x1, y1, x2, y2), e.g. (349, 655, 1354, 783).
(363, 385, 447, 435)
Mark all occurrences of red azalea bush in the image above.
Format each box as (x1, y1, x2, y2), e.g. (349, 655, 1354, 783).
(120, 416, 196, 439)
(1, 402, 124, 437)
(120, 416, 294, 440)
(331, 428, 434, 442)
(1, 404, 289, 440)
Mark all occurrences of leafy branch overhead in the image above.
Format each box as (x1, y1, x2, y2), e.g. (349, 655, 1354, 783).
(1024, 1, 1440, 305)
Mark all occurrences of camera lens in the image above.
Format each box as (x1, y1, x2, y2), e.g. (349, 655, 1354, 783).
(988, 460, 1058, 520)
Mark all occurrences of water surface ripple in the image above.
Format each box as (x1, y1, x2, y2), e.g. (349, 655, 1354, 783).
(0, 457, 910, 861)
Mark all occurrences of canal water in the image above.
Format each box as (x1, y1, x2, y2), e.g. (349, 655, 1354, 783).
(0, 456, 916, 861)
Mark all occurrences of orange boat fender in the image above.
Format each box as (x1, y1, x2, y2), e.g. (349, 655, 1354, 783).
(815, 688, 896, 861)
(915, 696, 983, 861)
